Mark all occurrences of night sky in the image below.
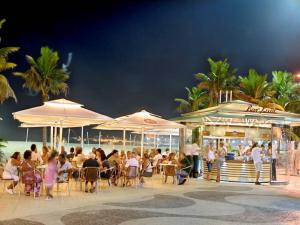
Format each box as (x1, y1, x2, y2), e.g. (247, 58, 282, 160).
(1, 0, 300, 141)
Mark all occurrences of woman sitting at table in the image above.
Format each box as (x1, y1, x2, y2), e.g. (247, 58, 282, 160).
(21, 150, 42, 196)
(73, 147, 86, 168)
(3, 152, 21, 195)
(140, 153, 153, 185)
(98, 149, 111, 179)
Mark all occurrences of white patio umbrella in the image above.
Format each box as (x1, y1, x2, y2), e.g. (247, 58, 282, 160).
(13, 98, 113, 149)
(94, 110, 185, 157)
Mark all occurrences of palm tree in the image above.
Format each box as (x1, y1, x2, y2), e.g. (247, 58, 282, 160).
(175, 87, 208, 113)
(195, 58, 237, 106)
(234, 69, 284, 110)
(271, 71, 300, 110)
(0, 19, 19, 103)
(0, 138, 7, 165)
(14, 46, 70, 145)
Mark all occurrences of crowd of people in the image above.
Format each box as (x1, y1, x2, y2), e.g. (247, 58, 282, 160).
(1, 144, 193, 199)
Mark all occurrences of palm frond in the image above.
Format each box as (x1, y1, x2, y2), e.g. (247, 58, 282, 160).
(0, 74, 17, 103)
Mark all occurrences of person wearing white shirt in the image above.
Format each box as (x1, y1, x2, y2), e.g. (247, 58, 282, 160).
(30, 144, 43, 165)
(251, 142, 262, 185)
(153, 149, 163, 167)
(125, 152, 139, 168)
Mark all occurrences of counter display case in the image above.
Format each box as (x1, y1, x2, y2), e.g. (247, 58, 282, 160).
(203, 160, 271, 183)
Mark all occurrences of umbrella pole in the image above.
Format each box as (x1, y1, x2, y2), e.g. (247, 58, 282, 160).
(87, 131, 89, 145)
(123, 129, 126, 151)
(153, 134, 156, 148)
(59, 122, 63, 149)
(141, 128, 144, 158)
(98, 131, 101, 148)
(50, 126, 53, 150)
(169, 134, 172, 152)
(67, 128, 70, 146)
(156, 134, 159, 148)
(54, 126, 57, 150)
(81, 126, 84, 148)
(129, 134, 132, 147)
(25, 128, 29, 143)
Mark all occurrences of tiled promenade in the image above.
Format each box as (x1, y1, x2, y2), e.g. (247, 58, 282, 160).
(1, 176, 300, 225)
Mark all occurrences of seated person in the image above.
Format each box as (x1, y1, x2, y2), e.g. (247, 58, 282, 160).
(125, 152, 139, 168)
(3, 152, 21, 194)
(98, 149, 111, 179)
(66, 147, 75, 161)
(73, 146, 86, 167)
(140, 153, 153, 184)
(107, 149, 121, 167)
(57, 154, 73, 183)
(21, 150, 42, 196)
(176, 152, 192, 185)
(83, 153, 99, 192)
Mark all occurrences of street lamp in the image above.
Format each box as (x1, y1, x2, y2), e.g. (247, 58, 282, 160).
(294, 73, 300, 82)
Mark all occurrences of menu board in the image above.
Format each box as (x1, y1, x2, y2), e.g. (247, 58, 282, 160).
(225, 131, 245, 137)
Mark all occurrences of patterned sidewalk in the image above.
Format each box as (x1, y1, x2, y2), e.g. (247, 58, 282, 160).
(0, 177, 300, 225)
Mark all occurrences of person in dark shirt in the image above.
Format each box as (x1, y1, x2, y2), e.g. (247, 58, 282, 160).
(83, 153, 99, 193)
(177, 152, 192, 185)
(66, 147, 75, 161)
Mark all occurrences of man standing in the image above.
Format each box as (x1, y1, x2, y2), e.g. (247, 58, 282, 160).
(251, 142, 262, 185)
(270, 142, 277, 181)
(216, 142, 226, 182)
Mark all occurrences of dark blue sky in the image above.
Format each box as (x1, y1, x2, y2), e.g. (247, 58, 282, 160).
(1, 0, 300, 141)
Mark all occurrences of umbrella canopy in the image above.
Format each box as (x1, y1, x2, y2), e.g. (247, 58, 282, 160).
(13, 98, 112, 126)
(95, 110, 184, 130)
(94, 110, 184, 156)
(13, 98, 113, 149)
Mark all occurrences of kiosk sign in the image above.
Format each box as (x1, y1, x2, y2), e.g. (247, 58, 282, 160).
(245, 105, 276, 114)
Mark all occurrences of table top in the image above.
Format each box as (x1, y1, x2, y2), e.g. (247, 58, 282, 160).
(36, 165, 47, 169)
(160, 163, 176, 166)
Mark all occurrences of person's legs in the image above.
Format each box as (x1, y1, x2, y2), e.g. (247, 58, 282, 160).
(272, 159, 276, 181)
(207, 162, 212, 180)
(255, 162, 261, 184)
(8, 181, 18, 190)
(256, 171, 260, 183)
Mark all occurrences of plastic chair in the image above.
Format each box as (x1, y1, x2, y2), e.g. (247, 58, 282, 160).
(56, 171, 72, 197)
(82, 167, 99, 193)
(125, 166, 139, 188)
(163, 165, 176, 184)
(98, 167, 114, 192)
(0, 167, 17, 194)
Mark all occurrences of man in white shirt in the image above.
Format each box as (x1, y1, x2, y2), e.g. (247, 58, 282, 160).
(57, 154, 73, 182)
(251, 142, 262, 185)
(31, 144, 43, 165)
(153, 149, 163, 167)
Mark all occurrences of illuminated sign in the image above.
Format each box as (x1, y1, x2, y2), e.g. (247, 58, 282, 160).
(245, 105, 276, 114)
(144, 119, 157, 124)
